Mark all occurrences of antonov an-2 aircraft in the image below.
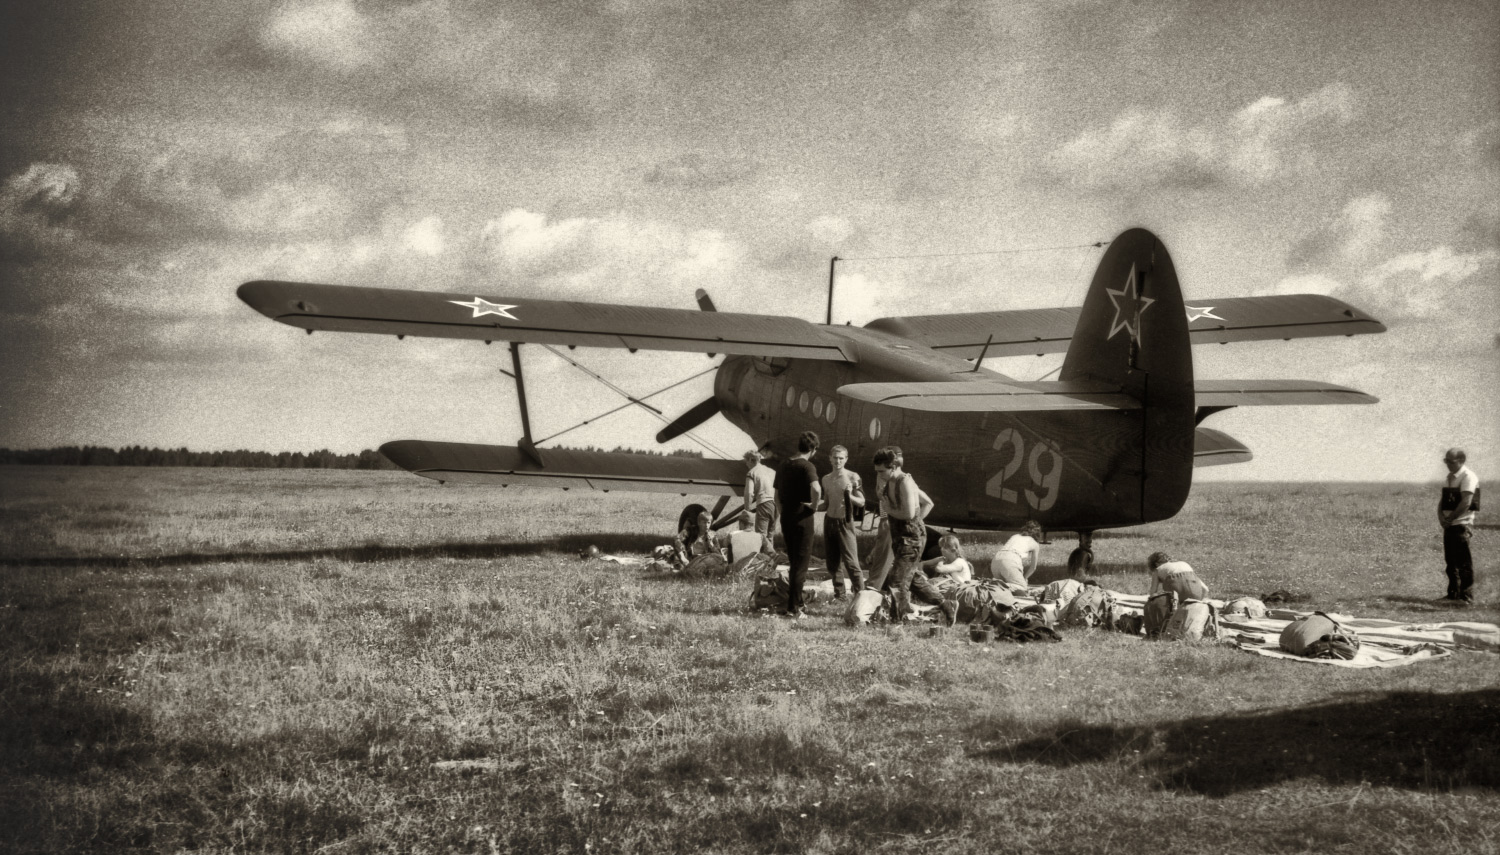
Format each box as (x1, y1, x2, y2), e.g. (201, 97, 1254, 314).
(237, 228, 1384, 554)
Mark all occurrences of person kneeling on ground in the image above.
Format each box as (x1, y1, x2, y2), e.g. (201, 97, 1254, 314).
(922, 532, 973, 593)
(990, 521, 1044, 588)
(1146, 551, 1209, 601)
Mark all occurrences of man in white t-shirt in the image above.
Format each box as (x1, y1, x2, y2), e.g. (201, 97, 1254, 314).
(1438, 447, 1480, 603)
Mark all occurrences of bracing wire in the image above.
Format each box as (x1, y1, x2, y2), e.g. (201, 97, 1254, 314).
(533, 365, 719, 446)
(535, 344, 731, 459)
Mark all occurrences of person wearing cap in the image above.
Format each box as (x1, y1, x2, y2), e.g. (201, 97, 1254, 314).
(1438, 448, 1480, 603)
(817, 444, 865, 600)
(743, 447, 778, 544)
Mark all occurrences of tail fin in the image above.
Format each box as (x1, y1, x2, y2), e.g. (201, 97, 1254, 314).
(1061, 228, 1195, 523)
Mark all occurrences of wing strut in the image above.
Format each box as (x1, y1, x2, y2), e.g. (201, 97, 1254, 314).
(505, 342, 543, 465)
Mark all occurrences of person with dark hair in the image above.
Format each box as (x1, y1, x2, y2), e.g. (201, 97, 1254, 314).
(1146, 551, 1210, 601)
(990, 520, 1044, 587)
(873, 446, 956, 626)
(774, 431, 823, 618)
(1438, 447, 1480, 603)
(817, 444, 865, 599)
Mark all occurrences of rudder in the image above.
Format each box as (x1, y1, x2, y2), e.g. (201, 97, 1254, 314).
(1060, 229, 1194, 523)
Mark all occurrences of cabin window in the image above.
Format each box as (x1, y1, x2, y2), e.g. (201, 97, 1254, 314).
(798, 391, 809, 412)
(813, 397, 824, 418)
(753, 356, 789, 376)
(785, 386, 796, 408)
(869, 417, 882, 440)
(826, 401, 837, 423)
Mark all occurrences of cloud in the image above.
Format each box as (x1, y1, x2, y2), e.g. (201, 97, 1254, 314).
(477, 208, 749, 304)
(1335, 245, 1499, 321)
(1286, 193, 1390, 271)
(252, 1, 660, 113)
(645, 154, 758, 189)
(805, 215, 852, 247)
(0, 163, 84, 262)
(1048, 84, 1357, 192)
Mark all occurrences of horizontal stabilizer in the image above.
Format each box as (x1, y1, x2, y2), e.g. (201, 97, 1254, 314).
(1194, 379, 1378, 407)
(836, 379, 1140, 412)
(380, 440, 743, 496)
(1194, 427, 1252, 467)
(239, 280, 852, 361)
(866, 293, 1385, 359)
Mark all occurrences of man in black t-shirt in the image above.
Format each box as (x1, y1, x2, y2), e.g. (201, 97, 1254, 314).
(774, 432, 823, 617)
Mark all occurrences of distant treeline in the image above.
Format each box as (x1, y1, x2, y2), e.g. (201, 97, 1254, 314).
(0, 444, 703, 469)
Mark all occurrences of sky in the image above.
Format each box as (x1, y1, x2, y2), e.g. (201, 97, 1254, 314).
(1, 0, 1495, 482)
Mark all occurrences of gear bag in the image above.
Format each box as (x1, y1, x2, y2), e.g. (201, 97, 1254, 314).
(1279, 612, 1361, 659)
(1163, 600, 1220, 641)
(1058, 584, 1115, 628)
(1144, 591, 1178, 639)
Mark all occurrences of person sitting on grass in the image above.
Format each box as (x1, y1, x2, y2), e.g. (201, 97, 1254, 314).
(673, 510, 720, 567)
(922, 532, 973, 593)
(1146, 551, 1209, 601)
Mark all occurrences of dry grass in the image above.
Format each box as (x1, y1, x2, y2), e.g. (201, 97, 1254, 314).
(1, 466, 1496, 854)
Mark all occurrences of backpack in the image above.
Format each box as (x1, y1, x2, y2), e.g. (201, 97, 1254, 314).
(1144, 591, 1177, 639)
(1279, 612, 1361, 659)
(949, 580, 1018, 626)
(1058, 585, 1115, 628)
(747, 565, 790, 611)
(1222, 596, 1268, 619)
(1163, 600, 1220, 641)
(844, 589, 889, 626)
(1041, 578, 1085, 611)
(682, 553, 729, 579)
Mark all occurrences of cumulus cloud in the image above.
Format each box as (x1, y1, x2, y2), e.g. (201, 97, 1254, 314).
(477, 208, 748, 303)
(253, 0, 660, 112)
(1327, 245, 1500, 320)
(805, 215, 852, 247)
(645, 154, 757, 189)
(1286, 193, 1390, 271)
(1049, 84, 1357, 191)
(0, 163, 84, 262)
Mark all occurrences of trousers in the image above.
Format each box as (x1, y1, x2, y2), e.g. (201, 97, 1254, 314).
(824, 517, 863, 594)
(782, 510, 816, 613)
(1444, 524, 1474, 601)
(885, 519, 943, 621)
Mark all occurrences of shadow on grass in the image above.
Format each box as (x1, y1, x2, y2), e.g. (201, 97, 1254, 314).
(976, 688, 1500, 795)
(0, 532, 672, 569)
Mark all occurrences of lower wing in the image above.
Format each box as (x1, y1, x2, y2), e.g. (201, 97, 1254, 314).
(380, 440, 744, 495)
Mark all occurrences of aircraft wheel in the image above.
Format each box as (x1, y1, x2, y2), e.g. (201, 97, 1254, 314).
(1068, 547, 1094, 576)
(677, 503, 710, 536)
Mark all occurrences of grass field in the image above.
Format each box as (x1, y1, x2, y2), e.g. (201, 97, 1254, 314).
(1, 465, 1496, 854)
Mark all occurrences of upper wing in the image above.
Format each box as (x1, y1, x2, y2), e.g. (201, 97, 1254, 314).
(865, 294, 1386, 359)
(238, 280, 853, 361)
(380, 440, 745, 495)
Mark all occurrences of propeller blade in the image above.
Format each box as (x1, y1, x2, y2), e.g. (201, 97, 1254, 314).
(695, 288, 717, 312)
(655, 396, 721, 443)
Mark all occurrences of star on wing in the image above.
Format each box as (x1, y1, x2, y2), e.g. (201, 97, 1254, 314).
(1105, 264, 1154, 340)
(450, 297, 519, 320)
(1185, 305, 1224, 323)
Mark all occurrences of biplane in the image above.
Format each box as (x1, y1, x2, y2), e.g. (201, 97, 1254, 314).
(237, 228, 1384, 554)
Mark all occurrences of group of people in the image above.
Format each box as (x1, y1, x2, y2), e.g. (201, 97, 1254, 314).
(679, 439, 1482, 621)
(740, 432, 1059, 625)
